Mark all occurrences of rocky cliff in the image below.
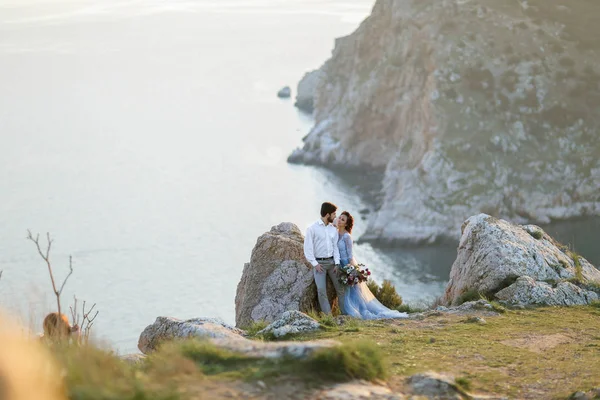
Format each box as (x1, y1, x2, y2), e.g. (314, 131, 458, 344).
(289, 0, 600, 244)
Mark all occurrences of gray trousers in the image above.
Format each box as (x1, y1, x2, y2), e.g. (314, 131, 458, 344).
(314, 258, 345, 314)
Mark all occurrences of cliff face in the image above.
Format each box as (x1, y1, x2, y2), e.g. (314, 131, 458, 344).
(289, 0, 600, 244)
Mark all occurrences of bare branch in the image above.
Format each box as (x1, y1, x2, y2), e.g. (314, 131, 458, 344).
(0, 270, 3, 281)
(58, 256, 74, 295)
(26, 230, 72, 316)
(70, 295, 78, 325)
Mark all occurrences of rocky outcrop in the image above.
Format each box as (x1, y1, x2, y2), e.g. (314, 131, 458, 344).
(289, 0, 600, 244)
(235, 222, 337, 328)
(294, 69, 323, 114)
(441, 214, 600, 306)
(138, 317, 245, 353)
(138, 316, 339, 359)
(257, 311, 320, 339)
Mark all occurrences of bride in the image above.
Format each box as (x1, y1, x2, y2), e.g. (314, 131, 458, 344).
(336, 211, 408, 319)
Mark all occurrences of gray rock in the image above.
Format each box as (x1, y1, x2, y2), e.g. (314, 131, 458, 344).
(406, 372, 466, 399)
(277, 86, 291, 98)
(235, 222, 337, 328)
(138, 316, 245, 353)
(120, 353, 146, 365)
(317, 381, 405, 400)
(495, 276, 599, 306)
(441, 214, 600, 306)
(138, 315, 340, 359)
(257, 310, 320, 338)
(406, 372, 507, 400)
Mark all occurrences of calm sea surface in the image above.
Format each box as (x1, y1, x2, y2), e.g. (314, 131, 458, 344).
(1, 0, 598, 353)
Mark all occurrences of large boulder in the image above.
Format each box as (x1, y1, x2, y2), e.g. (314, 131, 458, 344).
(138, 316, 340, 359)
(138, 316, 244, 353)
(235, 222, 337, 328)
(441, 214, 600, 306)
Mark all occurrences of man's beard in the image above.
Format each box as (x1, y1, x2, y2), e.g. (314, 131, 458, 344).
(328, 215, 335, 223)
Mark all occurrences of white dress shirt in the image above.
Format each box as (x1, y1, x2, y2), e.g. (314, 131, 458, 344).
(304, 219, 340, 267)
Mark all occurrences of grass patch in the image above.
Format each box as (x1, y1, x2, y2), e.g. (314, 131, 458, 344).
(395, 303, 427, 314)
(455, 376, 472, 391)
(306, 309, 338, 329)
(307, 340, 386, 381)
(489, 301, 507, 314)
(153, 338, 385, 384)
(367, 279, 403, 309)
(570, 251, 584, 282)
(50, 343, 180, 400)
(243, 320, 269, 337)
(591, 300, 600, 309)
(456, 289, 485, 305)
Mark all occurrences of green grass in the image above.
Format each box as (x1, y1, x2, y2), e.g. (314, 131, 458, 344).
(489, 301, 507, 314)
(570, 251, 584, 282)
(455, 376, 472, 391)
(455, 289, 484, 305)
(151, 338, 385, 383)
(242, 320, 269, 336)
(50, 343, 180, 400)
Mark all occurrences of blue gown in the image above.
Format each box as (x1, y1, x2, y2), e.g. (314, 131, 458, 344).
(338, 232, 408, 320)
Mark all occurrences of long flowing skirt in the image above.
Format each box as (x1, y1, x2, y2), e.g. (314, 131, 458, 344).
(341, 282, 408, 320)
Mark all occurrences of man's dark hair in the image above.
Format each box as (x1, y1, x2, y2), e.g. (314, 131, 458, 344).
(320, 202, 337, 217)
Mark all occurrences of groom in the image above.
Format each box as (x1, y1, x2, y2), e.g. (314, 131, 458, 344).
(303, 201, 345, 314)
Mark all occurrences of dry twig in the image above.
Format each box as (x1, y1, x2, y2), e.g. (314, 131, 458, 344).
(26, 230, 73, 316)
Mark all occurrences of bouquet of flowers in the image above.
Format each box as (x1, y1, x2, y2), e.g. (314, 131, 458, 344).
(338, 263, 371, 286)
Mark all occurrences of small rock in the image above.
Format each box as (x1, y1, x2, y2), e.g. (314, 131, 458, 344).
(524, 225, 544, 240)
(257, 380, 267, 390)
(429, 337, 436, 343)
(120, 353, 146, 365)
(319, 381, 405, 399)
(257, 310, 320, 338)
(569, 391, 587, 400)
(406, 372, 466, 399)
(277, 86, 291, 98)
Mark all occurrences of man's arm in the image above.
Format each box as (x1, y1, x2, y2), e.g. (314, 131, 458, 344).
(304, 226, 319, 267)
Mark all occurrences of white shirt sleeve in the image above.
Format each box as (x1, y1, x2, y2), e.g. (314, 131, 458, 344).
(304, 225, 318, 267)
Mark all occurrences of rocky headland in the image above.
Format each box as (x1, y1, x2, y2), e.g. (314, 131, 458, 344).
(289, 0, 600, 245)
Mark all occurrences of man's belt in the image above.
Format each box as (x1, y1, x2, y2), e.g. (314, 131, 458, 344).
(316, 257, 334, 262)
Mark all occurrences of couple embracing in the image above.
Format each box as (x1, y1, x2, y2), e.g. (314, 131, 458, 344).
(303, 202, 407, 320)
